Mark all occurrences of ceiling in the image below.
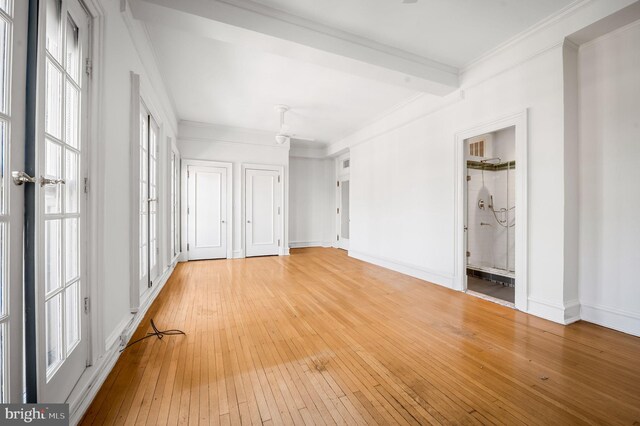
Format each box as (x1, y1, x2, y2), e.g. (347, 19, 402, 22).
(142, 0, 576, 145)
(146, 24, 417, 144)
(248, 0, 576, 67)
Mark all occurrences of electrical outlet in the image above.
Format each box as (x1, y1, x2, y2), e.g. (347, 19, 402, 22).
(119, 333, 128, 347)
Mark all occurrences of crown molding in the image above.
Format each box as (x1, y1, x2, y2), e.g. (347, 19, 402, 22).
(462, 0, 589, 74)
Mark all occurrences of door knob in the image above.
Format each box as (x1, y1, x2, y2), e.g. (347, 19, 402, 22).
(247, 220, 251, 223)
(221, 220, 226, 223)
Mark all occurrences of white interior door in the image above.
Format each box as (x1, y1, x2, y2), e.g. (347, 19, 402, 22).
(2, 0, 28, 403)
(245, 168, 281, 257)
(187, 165, 227, 260)
(338, 179, 350, 250)
(37, 0, 89, 402)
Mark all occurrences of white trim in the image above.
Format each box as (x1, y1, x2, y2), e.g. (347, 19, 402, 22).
(68, 262, 177, 425)
(528, 297, 581, 325)
(462, 0, 589, 73)
(581, 302, 640, 337)
(453, 110, 529, 312)
(289, 241, 332, 249)
(129, 72, 141, 312)
(232, 249, 245, 259)
(80, 0, 106, 369)
(578, 17, 640, 50)
(349, 250, 454, 289)
(181, 159, 233, 260)
(242, 163, 287, 257)
(327, 91, 464, 156)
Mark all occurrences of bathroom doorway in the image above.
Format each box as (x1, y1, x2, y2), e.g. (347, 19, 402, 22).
(465, 126, 516, 306)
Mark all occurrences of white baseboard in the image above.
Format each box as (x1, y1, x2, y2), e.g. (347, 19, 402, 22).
(68, 262, 176, 425)
(233, 249, 245, 259)
(289, 241, 332, 248)
(527, 297, 580, 325)
(349, 250, 454, 289)
(581, 302, 640, 337)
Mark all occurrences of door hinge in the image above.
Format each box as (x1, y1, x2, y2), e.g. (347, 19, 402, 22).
(277, 206, 281, 215)
(337, 234, 340, 241)
(187, 170, 190, 178)
(84, 177, 89, 193)
(466, 251, 471, 257)
(85, 58, 92, 76)
(337, 180, 340, 187)
(278, 175, 281, 183)
(84, 297, 90, 314)
(337, 207, 339, 214)
(278, 239, 281, 247)
(466, 175, 471, 182)
(187, 207, 190, 215)
(187, 243, 190, 251)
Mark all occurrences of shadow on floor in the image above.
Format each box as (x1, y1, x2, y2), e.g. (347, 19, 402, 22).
(467, 276, 514, 303)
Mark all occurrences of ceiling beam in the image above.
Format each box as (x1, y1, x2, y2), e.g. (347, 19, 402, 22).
(129, 0, 459, 95)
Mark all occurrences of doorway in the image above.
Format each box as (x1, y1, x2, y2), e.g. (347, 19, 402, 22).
(337, 179, 350, 250)
(465, 127, 516, 305)
(336, 153, 350, 250)
(244, 165, 283, 257)
(187, 163, 230, 260)
(455, 112, 528, 311)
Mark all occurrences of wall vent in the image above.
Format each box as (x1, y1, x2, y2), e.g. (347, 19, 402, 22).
(343, 159, 350, 169)
(469, 140, 485, 157)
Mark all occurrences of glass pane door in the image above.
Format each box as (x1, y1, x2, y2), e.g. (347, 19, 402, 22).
(139, 106, 159, 296)
(0, 0, 28, 403)
(37, 0, 88, 402)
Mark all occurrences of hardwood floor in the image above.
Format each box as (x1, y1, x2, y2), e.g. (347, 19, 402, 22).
(81, 248, 640, 425)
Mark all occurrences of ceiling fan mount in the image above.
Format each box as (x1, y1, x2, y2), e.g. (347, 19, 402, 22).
(273, 104, 315, 145)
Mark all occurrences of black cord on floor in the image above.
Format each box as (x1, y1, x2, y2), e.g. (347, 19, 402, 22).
(120, 319, 186, 352)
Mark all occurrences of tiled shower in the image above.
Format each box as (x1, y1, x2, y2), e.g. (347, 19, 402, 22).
(466, 127, 516, 295)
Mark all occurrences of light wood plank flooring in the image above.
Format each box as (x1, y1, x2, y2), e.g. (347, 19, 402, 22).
(81, 248, 640, 425)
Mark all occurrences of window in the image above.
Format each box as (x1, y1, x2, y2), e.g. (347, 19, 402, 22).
(170, 150, 180, 257)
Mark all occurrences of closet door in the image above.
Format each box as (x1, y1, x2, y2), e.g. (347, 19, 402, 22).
(245, 168, 281, 257)
(187, 165, 227, 260)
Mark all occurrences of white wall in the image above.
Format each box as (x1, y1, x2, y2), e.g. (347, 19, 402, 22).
(345, 44, 566, 314)
(323, 0, 639, 330)
(578, 20, 640, 336)
(99, 0, 179, 349)
(178, 122, 290, 258)
(289, 157, 335, 247)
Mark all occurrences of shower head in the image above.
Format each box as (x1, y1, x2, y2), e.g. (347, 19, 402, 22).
(481, 157, 502, 164)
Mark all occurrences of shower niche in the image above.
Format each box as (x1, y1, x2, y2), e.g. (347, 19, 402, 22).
(465, 126, 516, 304)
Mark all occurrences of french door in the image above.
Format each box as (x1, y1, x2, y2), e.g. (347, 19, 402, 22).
(36, 0, 90, 402)
(245, 167, 281, 257)
(187, 165, 227, 260)
(139, 103, 159, 295)
(1, 0, 28, 403)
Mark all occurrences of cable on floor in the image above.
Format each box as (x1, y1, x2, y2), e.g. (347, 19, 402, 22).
(120, 319, 186, 352)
